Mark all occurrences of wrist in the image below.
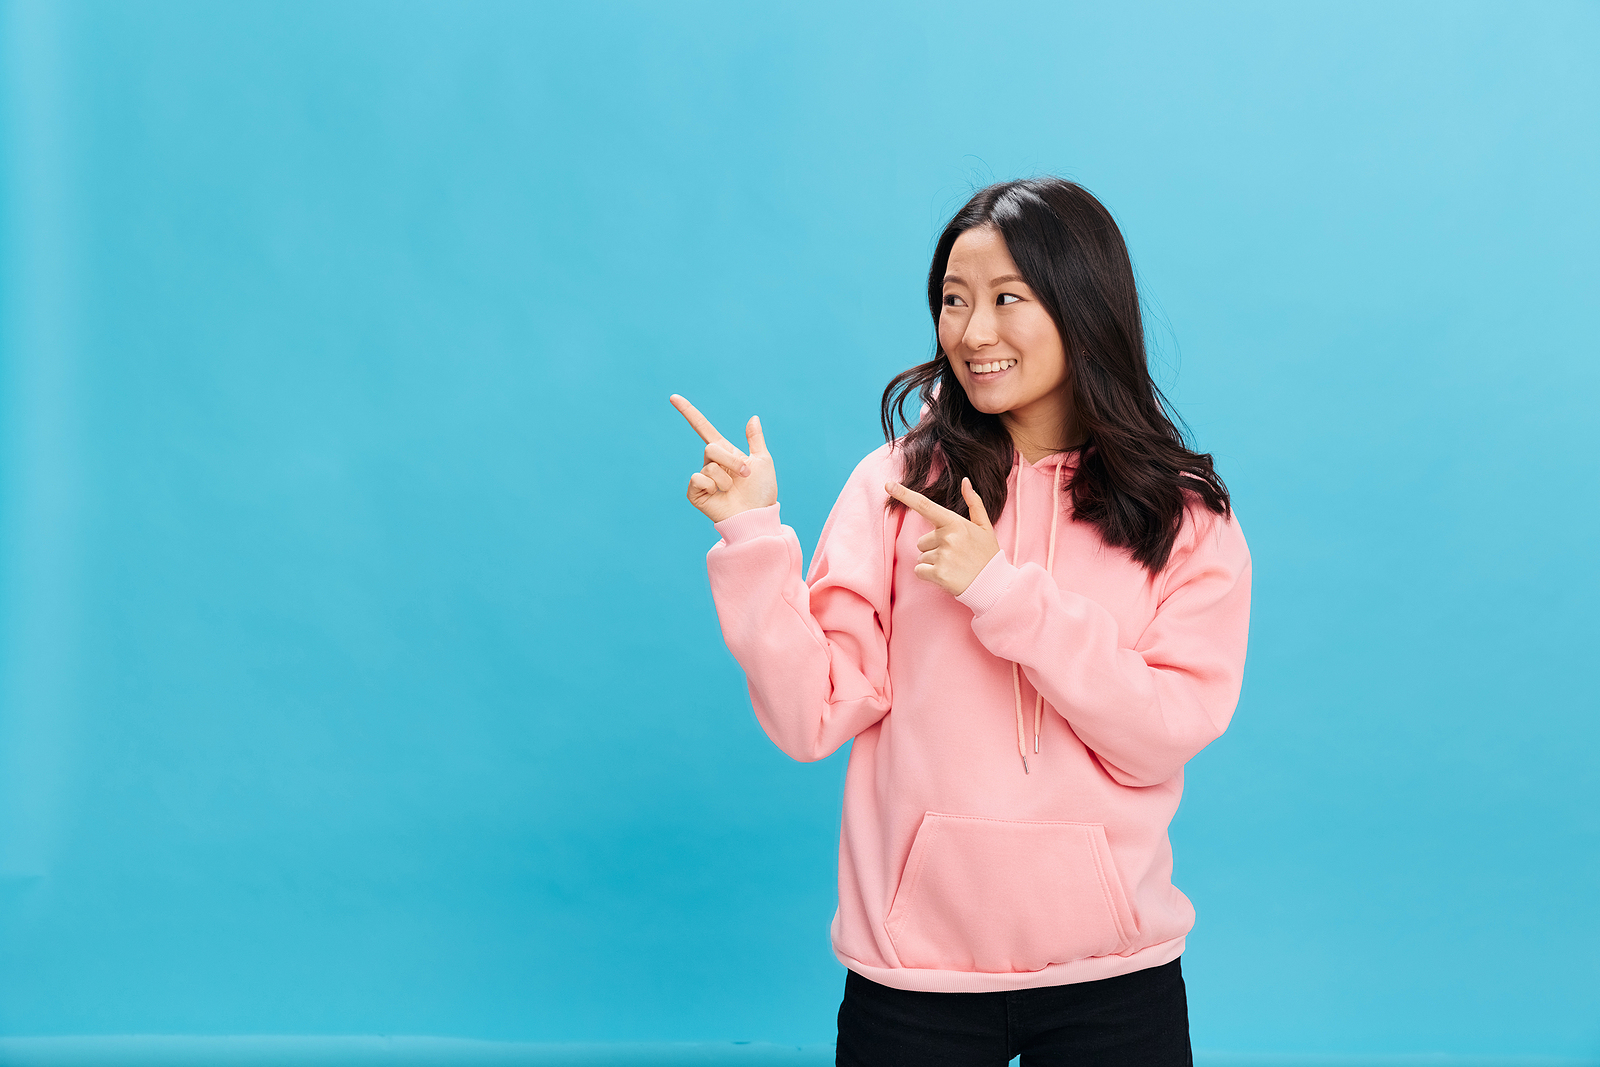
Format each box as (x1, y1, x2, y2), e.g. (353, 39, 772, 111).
(954, 550, 1016, 614)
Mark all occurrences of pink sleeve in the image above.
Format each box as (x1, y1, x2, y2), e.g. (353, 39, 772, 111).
(704, 461, 895, 762)
(954, 504, 1252, 787)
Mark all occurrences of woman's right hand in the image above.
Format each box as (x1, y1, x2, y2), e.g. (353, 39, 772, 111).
(670, 394, 778, 524)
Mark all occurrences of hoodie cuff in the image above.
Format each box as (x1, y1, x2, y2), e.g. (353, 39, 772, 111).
(955, 550, 1018, 616)
(713, 502, 782, 544)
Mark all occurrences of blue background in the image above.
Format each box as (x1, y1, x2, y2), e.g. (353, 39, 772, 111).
(1, 0, 1596, 1058)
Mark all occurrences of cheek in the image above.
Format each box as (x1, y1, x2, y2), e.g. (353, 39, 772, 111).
(1014, 317, 1067, 378)
(938, 312, 968, 355)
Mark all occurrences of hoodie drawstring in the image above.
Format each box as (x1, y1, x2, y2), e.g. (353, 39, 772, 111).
(1010, 454, 1063, 774)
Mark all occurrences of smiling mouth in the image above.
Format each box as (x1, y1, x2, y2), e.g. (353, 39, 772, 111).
(967, 358, 1018, 376)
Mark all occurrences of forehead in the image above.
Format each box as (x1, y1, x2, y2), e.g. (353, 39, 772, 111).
(945, 225, 1018, 280)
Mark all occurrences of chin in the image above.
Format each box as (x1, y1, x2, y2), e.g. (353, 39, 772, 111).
(959, 384, 1015, 415)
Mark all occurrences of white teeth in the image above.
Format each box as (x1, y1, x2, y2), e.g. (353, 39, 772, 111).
(970, 359, 1017, 374)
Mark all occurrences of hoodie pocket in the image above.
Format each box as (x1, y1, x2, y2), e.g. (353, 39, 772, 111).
(884, 812, 1139, 973)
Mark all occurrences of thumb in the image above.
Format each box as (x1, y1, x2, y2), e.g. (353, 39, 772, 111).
(961, 477, 992, 530)
(745, 414, 767, 456)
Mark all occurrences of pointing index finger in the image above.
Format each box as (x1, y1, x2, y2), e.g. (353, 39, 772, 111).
(669, 394, 726, 445)
(886, 481, 960, 526)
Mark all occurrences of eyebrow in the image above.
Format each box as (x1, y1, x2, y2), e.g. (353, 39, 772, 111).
(943, 272, 1026, 288)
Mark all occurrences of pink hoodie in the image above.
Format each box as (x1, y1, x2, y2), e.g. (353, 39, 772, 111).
(705, 442, 1251, 992)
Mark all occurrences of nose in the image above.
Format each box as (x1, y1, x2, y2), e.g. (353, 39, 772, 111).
(962, 303, 1000, 351)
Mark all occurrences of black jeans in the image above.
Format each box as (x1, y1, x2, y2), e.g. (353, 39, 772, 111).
(835, 957, 1191, 1067)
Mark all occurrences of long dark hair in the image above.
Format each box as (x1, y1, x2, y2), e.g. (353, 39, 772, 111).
(880, 178, 1230, 574)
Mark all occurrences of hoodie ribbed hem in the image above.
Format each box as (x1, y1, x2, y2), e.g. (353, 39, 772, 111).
(833, 933, 1187, 993)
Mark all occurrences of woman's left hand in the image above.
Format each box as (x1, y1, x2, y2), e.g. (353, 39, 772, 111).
(885, 477, 1001, 596)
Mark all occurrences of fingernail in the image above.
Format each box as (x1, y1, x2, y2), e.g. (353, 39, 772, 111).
(739, 465, 750, 477)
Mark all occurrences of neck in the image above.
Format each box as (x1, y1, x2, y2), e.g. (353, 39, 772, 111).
(1001, 397, 1084, 465)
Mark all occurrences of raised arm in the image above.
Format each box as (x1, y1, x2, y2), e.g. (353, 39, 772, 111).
(672, 397, 894, 762)
(956, 505, 1252, 787)
(884, 478, 1250, 787)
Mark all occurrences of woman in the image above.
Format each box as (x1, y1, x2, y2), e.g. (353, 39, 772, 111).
(670, 178, 1250, 1065)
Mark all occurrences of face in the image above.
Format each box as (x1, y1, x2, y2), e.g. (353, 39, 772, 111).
(938, 225, 1070, 423)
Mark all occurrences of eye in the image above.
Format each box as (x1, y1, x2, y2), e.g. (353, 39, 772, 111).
(943, 294, 967, 308)
(997, 293, 1021, 305)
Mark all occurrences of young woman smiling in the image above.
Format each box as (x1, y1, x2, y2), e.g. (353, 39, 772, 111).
(671, 178, 1251, 1065)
